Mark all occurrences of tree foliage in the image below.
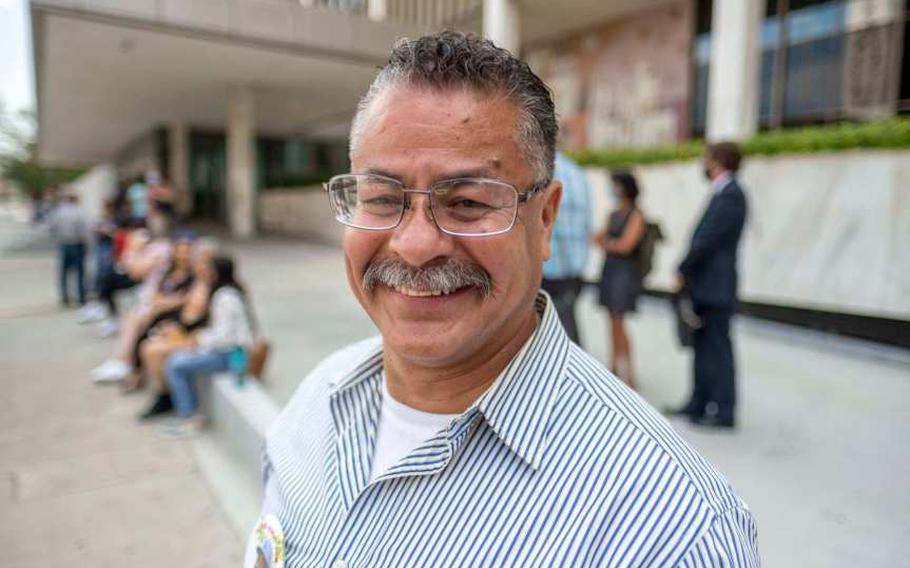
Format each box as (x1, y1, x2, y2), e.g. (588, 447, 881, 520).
(0, 102, 84, 199)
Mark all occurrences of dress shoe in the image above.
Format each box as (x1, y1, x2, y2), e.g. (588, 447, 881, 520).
(690, 414, 735, 429)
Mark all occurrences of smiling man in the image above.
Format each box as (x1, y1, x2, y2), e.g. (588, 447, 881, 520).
(247, 32, 759, 568)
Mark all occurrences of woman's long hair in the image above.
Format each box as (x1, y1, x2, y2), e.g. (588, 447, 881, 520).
(162, 234, 196, 283)
(210, 255, 245, 298)
(209, 254, 259, 334)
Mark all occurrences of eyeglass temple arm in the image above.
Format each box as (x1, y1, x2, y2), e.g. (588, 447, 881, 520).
(517, 181, 549, 203)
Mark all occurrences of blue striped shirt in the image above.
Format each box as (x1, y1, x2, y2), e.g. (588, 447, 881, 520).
(543, 152, 593, 279)
(253, 293, 759, 567)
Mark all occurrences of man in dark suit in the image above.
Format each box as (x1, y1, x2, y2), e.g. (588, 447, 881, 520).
(672, 142, 748, 428)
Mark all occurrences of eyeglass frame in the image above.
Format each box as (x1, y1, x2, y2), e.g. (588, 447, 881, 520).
(323, 172, 549, 238)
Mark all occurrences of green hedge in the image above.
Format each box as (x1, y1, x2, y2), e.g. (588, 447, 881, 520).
(263, 172, 332, 190)
(568, 119, 910, 169)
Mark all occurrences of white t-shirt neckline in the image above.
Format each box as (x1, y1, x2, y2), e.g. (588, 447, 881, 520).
(369, 374, 461, 481)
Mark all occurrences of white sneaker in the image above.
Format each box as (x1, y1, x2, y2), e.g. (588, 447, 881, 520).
(77, 302, 108, 324)
(97, 318, 120, 338)
(92, 359, 131, 383)
(157, 415, 205, 440)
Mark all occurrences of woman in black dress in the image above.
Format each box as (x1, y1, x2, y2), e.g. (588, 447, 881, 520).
(595, 172, 646, 390)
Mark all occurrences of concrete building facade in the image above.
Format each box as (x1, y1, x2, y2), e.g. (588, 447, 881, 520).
(31, 0, 908, 234)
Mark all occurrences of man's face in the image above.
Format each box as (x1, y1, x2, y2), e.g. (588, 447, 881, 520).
(346, 86, 561, 368)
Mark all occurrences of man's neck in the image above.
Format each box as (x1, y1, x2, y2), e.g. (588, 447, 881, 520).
(382, 308, 539, 414)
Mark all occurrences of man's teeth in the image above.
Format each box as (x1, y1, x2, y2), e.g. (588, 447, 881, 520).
(393, 286, 457, 297)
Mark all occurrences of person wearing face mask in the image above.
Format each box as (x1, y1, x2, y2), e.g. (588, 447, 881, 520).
(668, 142, 748, 429)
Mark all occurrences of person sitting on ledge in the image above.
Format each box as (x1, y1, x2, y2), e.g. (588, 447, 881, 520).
(136, 238, 218, 420)
(158, 255, 254, 439)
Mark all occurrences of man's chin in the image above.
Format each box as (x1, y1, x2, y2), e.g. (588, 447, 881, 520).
(381, 329, 472, 367)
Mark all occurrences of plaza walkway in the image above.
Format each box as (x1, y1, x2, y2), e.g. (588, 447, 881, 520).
(1, 203, 907, 567)
(0, 207, 241, 567)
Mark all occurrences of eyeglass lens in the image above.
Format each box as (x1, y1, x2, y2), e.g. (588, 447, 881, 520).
(329, 175, 518, 235)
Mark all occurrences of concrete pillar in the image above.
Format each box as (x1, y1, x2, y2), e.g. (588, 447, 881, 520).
(483, 0, 520, 55)
(705, 0, 766, 142)
(168, 123, 191, 216)
(367, 0, 387, 22)
(227, 86, 256, 238)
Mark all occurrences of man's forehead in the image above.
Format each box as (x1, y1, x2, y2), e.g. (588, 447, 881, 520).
(353, 86, 525, 177)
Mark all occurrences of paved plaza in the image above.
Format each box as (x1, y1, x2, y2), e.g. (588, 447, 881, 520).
(1, 205, 908, 567)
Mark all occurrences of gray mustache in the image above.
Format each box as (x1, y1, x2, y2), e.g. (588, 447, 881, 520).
(362, 258, 493, 297)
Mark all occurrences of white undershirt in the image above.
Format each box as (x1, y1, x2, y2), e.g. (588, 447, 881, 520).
(370, 375, 460, 481)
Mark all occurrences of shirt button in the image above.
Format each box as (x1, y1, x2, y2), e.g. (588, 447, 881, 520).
(333, 561, 349, 568)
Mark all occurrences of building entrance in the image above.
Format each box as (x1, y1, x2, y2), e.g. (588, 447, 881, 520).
(189, 132, 226, 222)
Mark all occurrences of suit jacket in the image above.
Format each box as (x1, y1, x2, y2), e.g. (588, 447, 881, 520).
(679, 178, 747, 310)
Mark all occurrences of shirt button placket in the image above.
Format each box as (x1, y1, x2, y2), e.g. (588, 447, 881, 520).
(332, 561, 349, 568)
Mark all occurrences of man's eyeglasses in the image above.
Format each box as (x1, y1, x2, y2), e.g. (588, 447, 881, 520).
(324, 173, 545, 237)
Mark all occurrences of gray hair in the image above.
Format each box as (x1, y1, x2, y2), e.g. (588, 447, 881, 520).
(350, 31, 558, 184)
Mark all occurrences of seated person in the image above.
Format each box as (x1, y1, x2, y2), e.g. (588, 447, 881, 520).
(91, 233, 193, 383)
(94, 227, 171, 337)
(137, 240, 219, 419)
(123, 236, 217, 392)
(158, 255, 255, 438)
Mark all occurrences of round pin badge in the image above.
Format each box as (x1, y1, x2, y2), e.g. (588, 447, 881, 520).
(253, 514, 286, 568)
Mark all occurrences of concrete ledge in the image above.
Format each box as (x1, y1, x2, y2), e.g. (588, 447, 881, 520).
(196, 374, 279, 533)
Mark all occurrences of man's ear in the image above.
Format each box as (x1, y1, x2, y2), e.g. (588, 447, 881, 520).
(540, 179, 562, 262)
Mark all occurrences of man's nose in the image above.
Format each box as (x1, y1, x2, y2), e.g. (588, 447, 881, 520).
(388, 194, 455, 267)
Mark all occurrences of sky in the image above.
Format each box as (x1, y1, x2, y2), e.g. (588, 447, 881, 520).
(0, 0, 34, 115)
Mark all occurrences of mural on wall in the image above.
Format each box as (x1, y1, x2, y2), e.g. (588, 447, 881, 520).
(527, 0, 693, 150)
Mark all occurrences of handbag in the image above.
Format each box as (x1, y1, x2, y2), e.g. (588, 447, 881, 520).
(672, 292, 702, 348)
(247, 339, 271, 380)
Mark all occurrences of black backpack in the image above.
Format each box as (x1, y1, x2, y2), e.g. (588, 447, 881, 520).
(636, 220, 664, 279)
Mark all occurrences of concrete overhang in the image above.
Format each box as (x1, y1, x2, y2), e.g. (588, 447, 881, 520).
(31, 0, 425, 165)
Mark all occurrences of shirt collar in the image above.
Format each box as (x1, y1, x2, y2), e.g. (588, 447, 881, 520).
(328, 291, 570, 470)
(712, 172, 733, 194)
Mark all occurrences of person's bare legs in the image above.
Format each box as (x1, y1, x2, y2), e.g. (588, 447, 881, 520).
(113, 309, 151, 362)
(610, 313, 636, 390)
(607, 311, 619, 375)
(140, 339, 175, 394)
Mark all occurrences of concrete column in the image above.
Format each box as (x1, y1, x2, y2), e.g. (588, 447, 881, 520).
(367, 0, 387, 22)
(705, 0, 766, 141)
(167, 123, 191, 216)
(227, 86, 256, 238)
(483, 0, 520, 55)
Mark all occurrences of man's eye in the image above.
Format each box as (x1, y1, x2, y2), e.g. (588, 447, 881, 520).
(361, 196, 401, 206)
(448, 198, 493, 209)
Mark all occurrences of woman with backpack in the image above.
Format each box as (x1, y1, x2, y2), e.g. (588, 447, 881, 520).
(594, 171, 646, 390)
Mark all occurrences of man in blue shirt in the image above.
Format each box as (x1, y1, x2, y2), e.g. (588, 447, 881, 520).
(247, 32, 759, 568)
(541, 151, 592, 345)
(126, 175, 148, 224)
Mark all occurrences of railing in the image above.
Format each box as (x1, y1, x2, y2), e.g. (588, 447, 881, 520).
(386, 0, 481, 29)
(302, 0, 368, 14)
(295, 0, 481, 29)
